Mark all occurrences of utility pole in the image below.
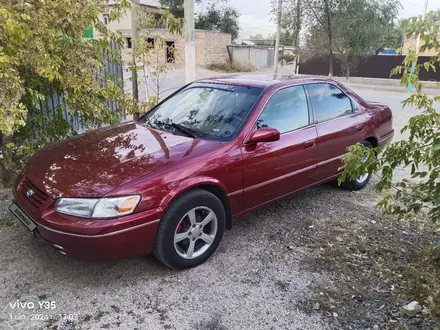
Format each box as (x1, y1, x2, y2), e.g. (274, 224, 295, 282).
(273, 0, 282, 74)
(184, 0, 196, 83)
(415, 0, 429, 55)
(131, 0, 140, 117)
(295, 0, 301, 74)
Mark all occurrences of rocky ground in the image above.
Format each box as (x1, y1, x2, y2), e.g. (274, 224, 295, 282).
(0, 178, 439, 330)
(1, 76, 439, 329)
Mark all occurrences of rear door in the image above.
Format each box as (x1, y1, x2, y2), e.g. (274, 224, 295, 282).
(305, 83, 366, 182)
(241, 85, 318, 211)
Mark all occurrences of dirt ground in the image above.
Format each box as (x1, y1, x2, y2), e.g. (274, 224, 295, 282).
(0, 179, 439, 330)
(1, 83, 439, 329)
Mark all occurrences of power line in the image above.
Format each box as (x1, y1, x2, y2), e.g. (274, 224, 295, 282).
(402, 1, 424, 8)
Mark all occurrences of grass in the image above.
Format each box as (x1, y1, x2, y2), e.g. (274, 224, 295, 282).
(404, 246, 440, 318)
(291, 185, 440, 328)
(207, 61, 256, 73)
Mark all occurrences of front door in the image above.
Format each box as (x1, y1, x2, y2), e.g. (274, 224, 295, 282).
(305, 83, 366, 182)
(241, 85, 318, 211)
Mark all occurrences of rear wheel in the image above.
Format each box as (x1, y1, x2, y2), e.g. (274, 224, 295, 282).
(153, 189, 225, 269)
(340, 140, 373, 191)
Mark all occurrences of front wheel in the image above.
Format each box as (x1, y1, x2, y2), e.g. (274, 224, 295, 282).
(153, 189, 226, 269)
(340, 140, 373, 191)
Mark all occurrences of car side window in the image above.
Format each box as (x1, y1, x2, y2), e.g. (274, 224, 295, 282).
(306, 83, 354, 123)
(257, 86, 309, 134)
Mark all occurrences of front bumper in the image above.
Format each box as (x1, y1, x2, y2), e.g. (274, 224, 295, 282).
(13, 177, 164, 262)
(36, 214, 161, 262)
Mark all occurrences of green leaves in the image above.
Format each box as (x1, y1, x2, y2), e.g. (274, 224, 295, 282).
(341, 10, 440, 229)
(0, 0, 134, 185)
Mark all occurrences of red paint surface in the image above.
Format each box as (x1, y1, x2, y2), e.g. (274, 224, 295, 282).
(14, 75, 394, 262)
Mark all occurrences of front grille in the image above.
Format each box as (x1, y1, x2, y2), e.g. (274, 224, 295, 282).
(21, 177, 48, 208)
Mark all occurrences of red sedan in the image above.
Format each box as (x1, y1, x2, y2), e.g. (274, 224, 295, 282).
(10, 75, 394, 268)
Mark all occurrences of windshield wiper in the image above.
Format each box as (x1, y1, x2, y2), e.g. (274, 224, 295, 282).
(170, 123, 199, 139)
(151, 120, 199, 139)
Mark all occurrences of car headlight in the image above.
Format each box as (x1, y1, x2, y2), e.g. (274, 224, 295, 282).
(54, 195, 141, 219)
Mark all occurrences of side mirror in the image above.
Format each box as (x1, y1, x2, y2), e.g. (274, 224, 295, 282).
(247, 128, 280, 144)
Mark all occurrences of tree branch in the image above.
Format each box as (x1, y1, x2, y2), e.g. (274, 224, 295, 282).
(305, 0, 327, 32)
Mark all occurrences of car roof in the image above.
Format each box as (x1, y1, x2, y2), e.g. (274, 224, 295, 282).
(197, 74, 337, 89)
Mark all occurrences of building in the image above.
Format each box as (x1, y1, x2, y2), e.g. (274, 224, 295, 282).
(402, 35, 437, 56)
(101, 0, 231, 66)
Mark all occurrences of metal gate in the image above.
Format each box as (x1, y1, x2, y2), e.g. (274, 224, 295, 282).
(255, 49, 267, 69)
(266, 49, 275, 68)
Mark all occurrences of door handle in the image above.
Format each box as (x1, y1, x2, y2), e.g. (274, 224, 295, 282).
(355, 124, 365, 132)
(303, 140, 315, 149)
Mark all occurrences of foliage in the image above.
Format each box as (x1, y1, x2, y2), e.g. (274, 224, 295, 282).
(159, 0, 220, 18)
(267, 30, 296, 46)
(270, 0, 304, 48)
(207, 61, 256, 73)
(302, 0, 399, 77)
(333, 0, 400, 81)
(375, 20, 405, 54)
(282, 54, 296, 63)
(0, 0, 138, 186)
(195, 4, 240, 40)
(403, 245, 440, 318)
(130, 7, 183, 112)
(339, 11, 440, 244)
(159, 0, 240, 39)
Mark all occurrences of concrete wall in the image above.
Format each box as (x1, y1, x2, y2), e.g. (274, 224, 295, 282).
(115, 30, 231, 66)
(101, 8, 231, 67)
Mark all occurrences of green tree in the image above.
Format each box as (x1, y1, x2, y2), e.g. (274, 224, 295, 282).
(303, 0, 399, 77)
(159, 0, 240, 39)
(302, 0, 342, 76)
(0, 0, 182, 186)
(196, 4, 240, 39)
(339, 11, 440, 244)
(159, 0, 219, 18)
(374, 20, 405, 54)
(0, 0, 134, 186)
(271, 0, 303, 49)
(333, 0, 400, 82)
(267, 30, 294, 46)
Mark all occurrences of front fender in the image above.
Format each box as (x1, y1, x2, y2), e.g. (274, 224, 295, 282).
(160, 176, 228, 207)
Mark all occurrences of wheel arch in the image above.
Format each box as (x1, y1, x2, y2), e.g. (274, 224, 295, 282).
(364, 136, 378, 148)
(162, 179, 233, 230)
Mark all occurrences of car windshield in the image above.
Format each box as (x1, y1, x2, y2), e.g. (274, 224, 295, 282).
(140, 84, 263, 141)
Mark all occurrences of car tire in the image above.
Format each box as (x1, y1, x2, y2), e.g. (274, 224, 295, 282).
(340, 140, 373, 191)
(153, 189, 226, 269)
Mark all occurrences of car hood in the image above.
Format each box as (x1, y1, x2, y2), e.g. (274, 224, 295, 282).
(25, 122, 222, 198)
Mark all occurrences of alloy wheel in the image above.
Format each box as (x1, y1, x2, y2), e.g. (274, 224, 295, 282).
(173, 207, 218, 259)
(356, 173, 369, 184)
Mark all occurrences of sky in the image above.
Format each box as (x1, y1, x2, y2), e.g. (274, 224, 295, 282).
(229, 0, 440, 39)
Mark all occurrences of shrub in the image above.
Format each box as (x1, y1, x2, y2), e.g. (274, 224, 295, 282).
(207, 61, 256, 73)
(282, 54, 296, 63)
